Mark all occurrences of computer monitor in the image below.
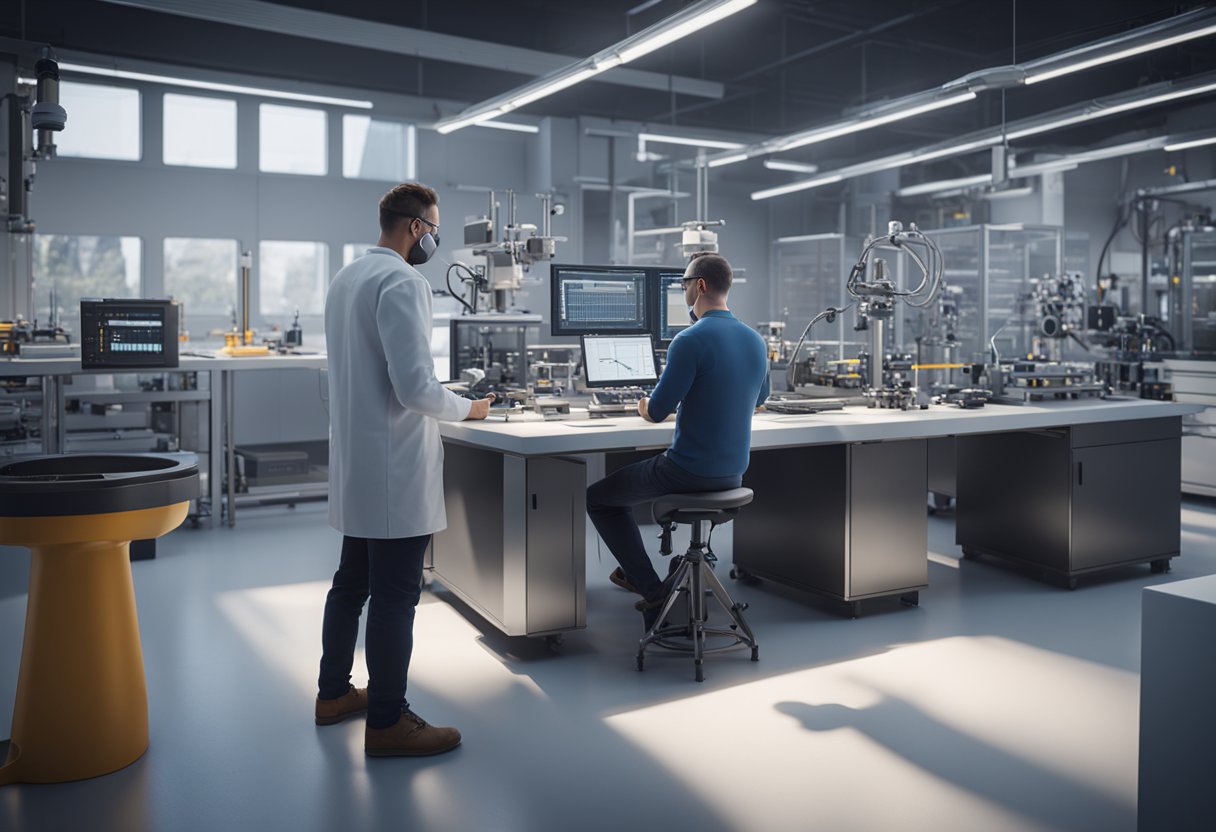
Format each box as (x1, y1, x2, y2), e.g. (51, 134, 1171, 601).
(80, 298, 180, 369)
(550, 265, 650, 337)
(654, 269, 693, 342)
(580, 334, 659, 388)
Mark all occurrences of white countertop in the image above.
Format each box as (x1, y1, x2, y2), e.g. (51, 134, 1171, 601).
(0, 353, 329, 376)
(438, 398, 1201, 456)
(1144, 573, 1216, 603)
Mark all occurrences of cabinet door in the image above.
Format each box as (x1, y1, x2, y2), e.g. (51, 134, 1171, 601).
(1071, 439, 1180, 571)
(525, 457, 585, 633)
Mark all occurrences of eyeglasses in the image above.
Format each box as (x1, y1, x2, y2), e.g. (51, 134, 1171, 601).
(387, 209, 440, 244)
(681, 276, 699, 285)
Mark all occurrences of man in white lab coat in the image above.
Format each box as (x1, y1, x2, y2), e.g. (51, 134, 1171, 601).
(315, 182, 493, 757)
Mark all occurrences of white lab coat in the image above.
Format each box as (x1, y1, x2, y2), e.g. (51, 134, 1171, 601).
(325, 247, 471, 539)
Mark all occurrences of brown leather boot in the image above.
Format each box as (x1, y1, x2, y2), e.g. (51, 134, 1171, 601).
(365, 710, 462, 757)
(315, 686, 368, 725)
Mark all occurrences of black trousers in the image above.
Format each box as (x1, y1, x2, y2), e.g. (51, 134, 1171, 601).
(318, 534, 428, 729)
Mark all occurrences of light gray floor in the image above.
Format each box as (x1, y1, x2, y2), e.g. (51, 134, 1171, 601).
(2, 496, 1215, 832)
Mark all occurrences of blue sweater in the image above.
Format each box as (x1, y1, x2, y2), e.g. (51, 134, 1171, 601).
(647, 309, 770, 478)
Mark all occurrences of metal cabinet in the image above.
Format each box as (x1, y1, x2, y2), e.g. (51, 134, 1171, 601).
(734, 440, 928, 615)
(957, 418, 1181, 585)
(428, 442, 586, 637)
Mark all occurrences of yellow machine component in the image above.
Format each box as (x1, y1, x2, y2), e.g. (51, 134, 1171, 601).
(910, 363, 968, 370)
(221, 344, 272, 357)
(0, 502, 188, 786)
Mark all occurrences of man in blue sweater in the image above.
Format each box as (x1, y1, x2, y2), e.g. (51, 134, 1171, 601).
(586, 252, 770, 629)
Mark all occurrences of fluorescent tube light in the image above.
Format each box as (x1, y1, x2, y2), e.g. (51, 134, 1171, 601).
(897, 174, 992, 197)
(56, 62, 373, 108)
(775, 233, 843, 243)
(706, 152, 750, 168)
(1165, 135, 1216, 152)
(1011, 136, 1170, 176)
(617, 0, 756, 63)
(434, 0, 755, 134)
(639, 132, 745, 150)
(1024, 22, 1216, 85)
(983, 186, 1035, 200)
(752, 174, 844, 201)
(478, 120, 541, 134)
(764, 160, 820, 174)
(774, 91, 976, 154)
(1006, 80, 1216, 140)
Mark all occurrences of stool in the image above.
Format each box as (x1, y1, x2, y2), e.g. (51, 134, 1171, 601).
(637, 487, 758, 682)
(0, 454, 198, 786)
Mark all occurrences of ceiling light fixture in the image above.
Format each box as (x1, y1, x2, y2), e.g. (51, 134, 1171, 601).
(1165, 135, 1216, 152)
(896, 174, 993, 198)
(1005, 77, 1216, 140)
(55, 61, 373, 108)
(1022, 9, 1216, 85)
(763, 160, 821, 174)
(713, 8, 1216, 170)
(435, 0, 756, 134)
(477, 120, 541, 134)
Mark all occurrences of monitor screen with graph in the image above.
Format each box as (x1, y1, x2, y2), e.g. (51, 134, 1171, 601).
(653, 269, 693, 342)
(580, 334, 659, 388)
(550, 265, 651, 336)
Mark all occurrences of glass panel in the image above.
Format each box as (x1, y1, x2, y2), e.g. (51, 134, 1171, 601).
(33, 235, 142, 330)
(55, 82, 141, 161)
(259, 241, 329, 316)
(163, 237, 238, 317)
(774, 237, 847, 355)
(164, 93, 237, 168)
(1189, 231, 1216, 352)
(342, 243, 374, 266)
(343, 116, 414, 181)
(259, 104, 327, 175)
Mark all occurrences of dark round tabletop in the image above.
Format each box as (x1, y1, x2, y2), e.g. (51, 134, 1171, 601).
(0, 454, 200, 517)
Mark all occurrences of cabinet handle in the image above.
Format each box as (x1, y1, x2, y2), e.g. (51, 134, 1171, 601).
(531, 493, 537, 510)
(1077, 462, 1083, 486)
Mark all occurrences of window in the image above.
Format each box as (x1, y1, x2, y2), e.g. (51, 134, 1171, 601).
(342, 243, 375, 266)
(343, 116, 415, 181)
(259, 104, 327, 175)
(164, 238, 239, 317)
(259, 241, 329, 316)
(55, 82, 141, 161)
(164, 93, 237, 168)
(33, 235, 142, 328)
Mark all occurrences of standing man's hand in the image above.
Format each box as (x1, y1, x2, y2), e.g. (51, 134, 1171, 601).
(465, 392, 496, 420)
(637, 396, 651, 422)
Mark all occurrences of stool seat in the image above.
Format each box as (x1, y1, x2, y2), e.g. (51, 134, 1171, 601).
(653, 487, 753, 525)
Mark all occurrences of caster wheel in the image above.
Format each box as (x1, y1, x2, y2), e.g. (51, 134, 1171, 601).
(546, 634, 564, 648)
(1066, 578, 1078, 590)
(751, 646, 759, 662)
(1151, 559, 1170, 574)
(695, 663, 704, 683)
(729, 567, 740, 580)
(961, 548, 978, 560)
(636, 656, 644, 672)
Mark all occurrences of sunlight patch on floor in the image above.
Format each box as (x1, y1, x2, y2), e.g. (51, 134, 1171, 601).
(604, 635, 1137, 832)
(216, 582, 548, 707)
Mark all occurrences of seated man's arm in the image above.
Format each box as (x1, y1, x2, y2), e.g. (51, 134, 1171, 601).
(642, 338, 695, 423)
(755, 370, 771, 412)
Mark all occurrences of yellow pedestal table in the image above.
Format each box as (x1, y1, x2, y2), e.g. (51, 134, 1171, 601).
(0, 454, 198, 786)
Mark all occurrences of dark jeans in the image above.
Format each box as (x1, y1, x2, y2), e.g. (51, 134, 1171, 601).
(587, 453, 741, 600)
(318, 534, 428, 729)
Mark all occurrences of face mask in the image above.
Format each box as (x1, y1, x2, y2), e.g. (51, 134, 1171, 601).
(688, 307, 699, 323)
(407, 231, 438, 266)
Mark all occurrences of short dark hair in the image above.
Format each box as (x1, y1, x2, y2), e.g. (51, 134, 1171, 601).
(379, 183, 439, 234)
(686, 252, 732, 295)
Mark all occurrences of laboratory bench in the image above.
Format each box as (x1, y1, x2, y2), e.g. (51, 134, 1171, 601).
(0, 352, 328, 526)
(434, 398, 1199, 635)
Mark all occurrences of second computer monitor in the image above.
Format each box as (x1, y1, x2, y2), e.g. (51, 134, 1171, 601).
(655, 269, 693, 343)
(550, 265, 650, 337)
(580, 333, 659, 388)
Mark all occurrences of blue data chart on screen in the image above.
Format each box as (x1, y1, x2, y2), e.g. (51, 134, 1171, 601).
(655, 270, 693, 342)
(551, 266, 650, 336)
